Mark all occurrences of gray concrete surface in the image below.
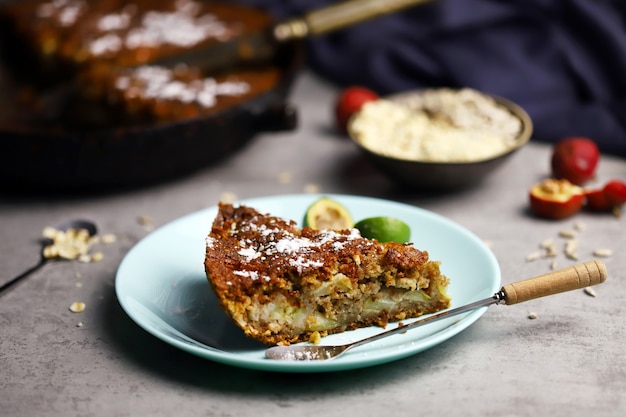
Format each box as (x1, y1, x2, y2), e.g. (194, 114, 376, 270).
(1, 72, 624, 417)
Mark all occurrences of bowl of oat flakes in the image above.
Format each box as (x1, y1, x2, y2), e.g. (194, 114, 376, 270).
(347, 88, 533, 190)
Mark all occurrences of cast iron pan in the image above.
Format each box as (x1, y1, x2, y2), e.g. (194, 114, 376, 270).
(0, 39, 303, 193)
(0, 0, 431, 193)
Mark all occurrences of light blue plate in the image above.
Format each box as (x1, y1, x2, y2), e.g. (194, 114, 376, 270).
(115, 194, 500, 372)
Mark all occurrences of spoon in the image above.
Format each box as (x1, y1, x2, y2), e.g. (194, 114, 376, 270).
(265, 260, 607, 361)
(0, 219, 98, 295)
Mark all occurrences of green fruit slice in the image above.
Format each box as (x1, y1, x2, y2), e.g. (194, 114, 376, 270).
(354, 217, 411, 243)
(304, 197, 354, 230)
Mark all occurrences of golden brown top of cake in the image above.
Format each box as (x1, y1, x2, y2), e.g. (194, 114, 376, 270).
(2, 0, 274, 71)
(76, 64, 280, 123)
(205, 203, 430, 299)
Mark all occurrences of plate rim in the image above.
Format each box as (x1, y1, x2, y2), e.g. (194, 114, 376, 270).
(115, 193, 501, 373)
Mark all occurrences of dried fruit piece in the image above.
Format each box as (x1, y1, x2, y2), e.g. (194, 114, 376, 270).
(335, 86, 379, 133)
(550, 137, 600, 185)
(529, 179, 585, 219)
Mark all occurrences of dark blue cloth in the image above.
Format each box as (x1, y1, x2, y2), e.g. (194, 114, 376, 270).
(237, 0, 626, 155)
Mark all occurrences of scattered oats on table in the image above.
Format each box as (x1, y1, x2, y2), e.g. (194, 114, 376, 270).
(101, 233, 117, 244)
(277, 171, 292, 184)
(304, 183, 321, 193)
(219, 192, 237, 203)
(564, 239, 579, 260)
(593, 249, 613, 258)
(540, 238, 558, 257)
(526, 251, 541, 262)
(42, 225, 99, 262)
(137, 215, 154, 231)
(584, 287, 597, 298)
(558, 230, 576, 239)
(69, 301, 86, 313)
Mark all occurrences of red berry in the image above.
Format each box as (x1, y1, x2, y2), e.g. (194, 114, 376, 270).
(551, 137, 600, 185)
(334, 86, 378, 133)
(603, 179, 626, 206)
(584, 188, 610, 212)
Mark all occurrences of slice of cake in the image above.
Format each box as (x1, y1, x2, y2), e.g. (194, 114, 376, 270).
(204, 203, 451, 346)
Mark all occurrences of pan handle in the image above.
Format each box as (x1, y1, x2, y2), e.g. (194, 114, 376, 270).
(274, 0, 435, 41)
(502, 260, 607, 305)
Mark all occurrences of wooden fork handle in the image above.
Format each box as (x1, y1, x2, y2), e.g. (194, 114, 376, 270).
(502, 260, 607, 305)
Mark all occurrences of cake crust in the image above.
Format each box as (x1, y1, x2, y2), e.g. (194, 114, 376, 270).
(204, 203, 451, 345)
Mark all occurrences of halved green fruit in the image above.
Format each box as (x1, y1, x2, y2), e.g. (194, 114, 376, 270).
(354, 216, 411, 243)
(303, 197, 354, 230)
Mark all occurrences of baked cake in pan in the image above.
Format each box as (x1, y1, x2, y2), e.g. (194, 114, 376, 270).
(0, 0, 274, 86)
(0, 0, 281, 128)
(204, 203, 451, 346)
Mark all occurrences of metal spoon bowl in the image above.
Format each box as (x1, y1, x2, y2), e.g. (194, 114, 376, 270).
(0, 219, 98, 295)
(265, 260, 607, 361)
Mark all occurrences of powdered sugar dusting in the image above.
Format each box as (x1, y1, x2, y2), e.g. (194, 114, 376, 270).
(289, 257, 324, 273)
(275, 237, 315, 254)
(113, 66, 250, 108)
(222, 210, 369, 280)
(37, 0, 86, 26)
(238, 246, 261, 262)
(36, 0, 239, 56)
